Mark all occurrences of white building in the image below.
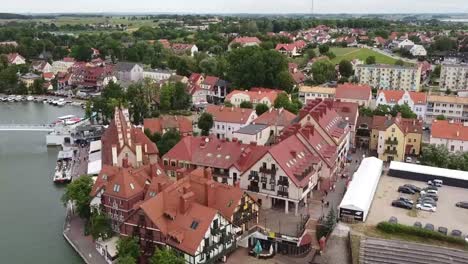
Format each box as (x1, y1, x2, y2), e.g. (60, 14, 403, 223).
(397, 39, 415, 49)
(298, 86, 336, 103)
(430, 120, 468, 153)
(142, 68, 176, 82)
(339, 157, 383, 222)
(439, 64, 468, 91)
(410, 45, 427, 57)
(232, 124, 271, 146)
(7, 53, 26, 65)
(225, 88, 283, 107)
(52, 58, 75, 73)
(113, 62, 144, 83)
(354, 64, 422, 91)
(375, 90, 427, 119)
(205, 105, 257, 140)
(426, 95, 468, 122)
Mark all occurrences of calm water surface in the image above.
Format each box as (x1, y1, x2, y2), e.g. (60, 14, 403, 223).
(0, 102, 84, 263)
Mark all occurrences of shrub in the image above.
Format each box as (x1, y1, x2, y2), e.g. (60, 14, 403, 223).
(376, 222, 467, 245)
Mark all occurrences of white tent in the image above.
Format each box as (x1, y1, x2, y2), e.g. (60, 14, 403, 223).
(339, 157, 383, 221)
(89, 140, 102, 154)
(87, 159, 102, 175)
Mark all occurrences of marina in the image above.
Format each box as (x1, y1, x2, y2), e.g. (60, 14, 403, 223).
(0, 103, 84, 263)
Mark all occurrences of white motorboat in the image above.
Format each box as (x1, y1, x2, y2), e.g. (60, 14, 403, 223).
(27, 96, 34, 101)
(53, 149, 74, 183)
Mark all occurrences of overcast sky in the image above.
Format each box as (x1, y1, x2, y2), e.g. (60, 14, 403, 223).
(3, 0, 468, 14)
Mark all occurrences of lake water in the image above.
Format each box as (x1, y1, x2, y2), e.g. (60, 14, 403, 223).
(0, 102, 84, 263)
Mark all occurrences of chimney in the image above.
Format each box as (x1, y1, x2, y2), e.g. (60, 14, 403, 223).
(112, 144, 118, 166)
(203, 167, 212, 179)
(205, 181, 215, 207)
(122, 158, 129, 168)
(291, 151, 297, 158)
(180, 191, 195, 215)
(457, 130, 460, 137)
(136, 143, 142, 167)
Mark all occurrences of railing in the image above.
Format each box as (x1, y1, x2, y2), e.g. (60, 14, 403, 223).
(0, 124, 55, 132)
(278, 179, 289, 187)
(259, 167, 276, 176)
(384, 149, 398, 155)
(277, 190, 289, 198)
(385, 138, 398, 145)
(247, 185, 259, 193)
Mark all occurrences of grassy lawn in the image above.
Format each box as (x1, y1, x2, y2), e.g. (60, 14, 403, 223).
(351, 224, 468, 251)
(349, 232, 362, 264)
(329, 47, 399, 65)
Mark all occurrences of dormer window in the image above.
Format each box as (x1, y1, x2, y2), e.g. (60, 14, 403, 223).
(149, 191, 156, 197)
(113, 184, 120, 193)
(102, 174, 108, 180)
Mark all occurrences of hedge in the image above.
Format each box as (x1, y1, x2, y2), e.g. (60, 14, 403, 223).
(376, 222, 467, 246)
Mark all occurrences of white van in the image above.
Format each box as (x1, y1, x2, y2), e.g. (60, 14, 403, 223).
(428, 179, 443, 187)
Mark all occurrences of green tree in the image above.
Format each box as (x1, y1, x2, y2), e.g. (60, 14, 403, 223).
(285, 98, 303, 115)
(61, 176, 93, 219)
(255, 103, 269, 116)
(89, 211, 113, 240)
(31, 78, 45, 94)
(85, 101, 93, 122)
(318, 44, 329, 54)
(117, 237, 140, 261)
(198, 112, 214, 136)
(395, 59, 405, 66)
(240, 101, 253, 109)
(391, 104, 417, 119)
(359, 106, 374, 117)
(71, 44, 93, 61)
(305, 48, 316, 60)
(366, 56, 376, 65)
(149, 248, 184, 264)
(224, 101, 233, 107)
(274, 92, 290, 109)
(311, 60, 336, 84)
(432, 36, 457, 51)
(420, 145, 450, 168)
(436, 115, 446, 120)
(373, 104, 391, 116)
(338, 60, 353, 78)
(156, 129, 182, 156)
(118, 255, 137, 264)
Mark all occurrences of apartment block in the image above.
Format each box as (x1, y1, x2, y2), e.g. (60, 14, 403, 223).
(354, 64, 422, 91)
(439, 64, 468, 91)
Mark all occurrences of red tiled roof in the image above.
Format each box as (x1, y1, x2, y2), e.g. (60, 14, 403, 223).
(332, 101, 359, 126)
(275, 43, 296, 52)
(431, 120, 468, 141)
(138, 168, 249, 255)
(335, 83, 372, 101)
(205, 105, 255, 124)
(144, 116, 193, 135)
(226, 88, 282, 105)
(7, 53, 24, 63)
(378, 90, 427, 105)
(372, 114, 423, 134)
(101, 108, 158, 166)
(291, 71, 306, 84)
(163, 136, 266, 171)
(188, 73, 202, 84)
(231, 37, 261, 45)
(158, 39, 171, 49)
(171, 43, 195, 51)
(203, 76, 219, 86)
(268, 134, 320, 188)
(253, 108, 296, 127)
(43, 72, 55, 79)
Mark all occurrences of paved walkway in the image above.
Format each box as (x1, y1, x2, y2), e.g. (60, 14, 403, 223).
(63, 213, 107, 264)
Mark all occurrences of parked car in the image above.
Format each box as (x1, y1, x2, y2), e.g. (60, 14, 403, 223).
(413, 221, 422, 228)
(451, 230, 462, 237)
(403, 184, 421, 193)
(388, 216, 398, 224)
(425, 185, 438, 191)
(417, 198, 437, 207)
(392, 200, 413, 209)
(398, 186, 416, 194)
(420, 193, 439, 201)
(405, 157, 412, 163)
(420, 189, 438, 195)
(416, 203, 437, 212)
(428, 179, 443, 187)
(397, 197, 414, 205)
(424, 223, 434, 231)
(438, 226, 448, 235)
(455, 202, 468, 209)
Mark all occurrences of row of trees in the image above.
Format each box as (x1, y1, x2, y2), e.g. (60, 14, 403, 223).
(360, 103, 418, 119)
(420, 145, 468, 171)
(117, 236, 184, 264)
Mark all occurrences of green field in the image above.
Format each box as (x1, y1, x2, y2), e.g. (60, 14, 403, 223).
(328, 47, 400, 65)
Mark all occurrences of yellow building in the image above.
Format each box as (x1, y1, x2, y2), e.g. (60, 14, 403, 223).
(370, 114, 423, 162)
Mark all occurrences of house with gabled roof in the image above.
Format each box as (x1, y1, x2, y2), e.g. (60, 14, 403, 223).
(228, 37, 261, 50)
(226, 87, 283, 108)
(335, 83, 372, 107)
(119, 167, 258, 263)
(376, 90, 427, 119)
(31, 60, 52, 73)
(430, 120, 468, 153)
(101, 108, 159, 168)
(205, 105, 257, 140)
(188, 73, 229, 105)
(6, 53, 26, 65)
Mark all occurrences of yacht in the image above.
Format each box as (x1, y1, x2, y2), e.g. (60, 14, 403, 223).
(27, 96, 34, 101)
(53, 149, 74, 183)
(56, 99, 66, 106)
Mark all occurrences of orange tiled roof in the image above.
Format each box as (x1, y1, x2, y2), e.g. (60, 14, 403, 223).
(431, 120, 468, 141)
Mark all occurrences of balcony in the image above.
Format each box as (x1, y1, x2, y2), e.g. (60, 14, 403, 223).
(259, 167, 276, 176)
(384, 149, 398, 155)
(248, 185, 259, 193)
(277, 178, 289, 187)
(277, 190, 289, 198)
(385, 138, 398, 145)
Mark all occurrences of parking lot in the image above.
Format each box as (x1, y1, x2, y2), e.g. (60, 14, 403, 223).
(366, 173, 468, 233)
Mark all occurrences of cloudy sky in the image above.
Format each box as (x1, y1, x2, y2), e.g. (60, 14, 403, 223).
(3, 0, 468, 14)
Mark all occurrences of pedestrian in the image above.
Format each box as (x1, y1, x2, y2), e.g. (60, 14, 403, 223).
(321, 199, 324, 205)
(333, 184, 336, 191)
(325, 190, 328, 196)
